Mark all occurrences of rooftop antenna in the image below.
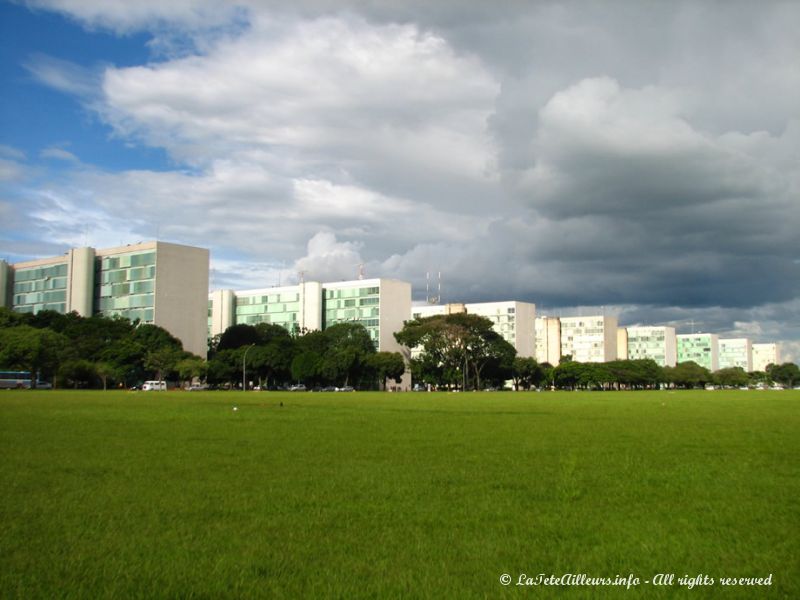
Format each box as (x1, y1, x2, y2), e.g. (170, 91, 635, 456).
(438, 271, 442, 305)
(299, 270, 305, 284)
(426, 272, 430, 304)
(358, 263, 365, 280)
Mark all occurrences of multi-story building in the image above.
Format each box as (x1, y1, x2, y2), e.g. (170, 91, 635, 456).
(535, 316, 561, 366)
(676, 333, 719, 372)
(718, 338, 753, 372)
(412, 300, 536, 358)
(209, 278, 411, 356)
(1, 242, 209, 357)
(752, 343, 780, 372)
(625, 326, 677, 367)
(559, 316, 618, 363)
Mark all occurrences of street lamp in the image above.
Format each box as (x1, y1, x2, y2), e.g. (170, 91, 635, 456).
(242, 343, 255, 391)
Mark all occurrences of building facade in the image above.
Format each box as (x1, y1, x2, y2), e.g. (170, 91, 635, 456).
(412, 300, 536, 358)
(752, 343, 780, 372)
(625, 326, 677, 367)
(209, 278, 411, 356)
(2, 242, 209, 357)
(676, 333, 719, 372)
(718, 338, 753, 372)
(559, 316, 618, 363)
(535, 316, 561, 366)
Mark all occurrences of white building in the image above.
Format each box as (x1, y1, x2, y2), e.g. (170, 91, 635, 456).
(625, 326, 677, 367)
(210, 278, 411, 355)
(752, 343, 780, 372)
(535, 316, 561, 366)
(677, 333, 719, 372)
(412, 300, 536, 357)
(2, 241, 209, 357)
(718, 338, 753, 371)
(559, 316, 618, 363)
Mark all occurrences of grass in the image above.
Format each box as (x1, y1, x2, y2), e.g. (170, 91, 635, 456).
(1, 389, 798, 599)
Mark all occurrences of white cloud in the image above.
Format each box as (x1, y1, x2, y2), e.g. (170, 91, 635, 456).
(294, 231, 364, 282)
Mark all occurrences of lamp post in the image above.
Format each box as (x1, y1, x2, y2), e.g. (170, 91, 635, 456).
(242, 343, 255, 391)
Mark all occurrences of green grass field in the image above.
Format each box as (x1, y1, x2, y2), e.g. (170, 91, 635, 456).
(1, 390, 798, 599)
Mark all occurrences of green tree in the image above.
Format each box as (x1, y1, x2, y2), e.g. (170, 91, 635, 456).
(512, 357, 545, 390)
(768, 362, 800, 387)
(368, 352, 406, 390)
(176, 356, 207, 386)
(714, 367, 749, 388)
(291, 351, 322, 386)
(663, 361, 712, 389)
(0, 325, 71, 386)
(59, 359, 98, 389)
(144, 347, 185, 381)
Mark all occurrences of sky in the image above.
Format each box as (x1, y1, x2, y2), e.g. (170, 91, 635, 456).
(1, 0, 799, 361)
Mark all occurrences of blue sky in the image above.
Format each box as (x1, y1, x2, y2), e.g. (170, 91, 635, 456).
(0, 3, 168, 171)
(1, 0, 798, 360)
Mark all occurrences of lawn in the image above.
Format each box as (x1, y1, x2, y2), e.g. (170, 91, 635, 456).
(1, 389, 798, 599)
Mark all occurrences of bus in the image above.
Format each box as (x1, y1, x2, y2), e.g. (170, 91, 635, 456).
(0, 371, 33, 389)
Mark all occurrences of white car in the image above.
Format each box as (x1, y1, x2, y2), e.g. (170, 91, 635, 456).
(142, 380, 167, 391)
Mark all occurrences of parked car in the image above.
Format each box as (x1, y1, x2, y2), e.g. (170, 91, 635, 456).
(336, 386, 355, 392)
(289, 384, 307, 392)
(142, 380, 167, 391)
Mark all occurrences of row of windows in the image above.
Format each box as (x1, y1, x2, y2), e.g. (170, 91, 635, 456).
(98, 265, 156, 284)
(235, 303, 300, 316)
(325, 308, 379, 321)
(13, 290, 67, 305)
(324, 286, 379, 300)
(99, 252, 155, 271)
(14, 302, 66, 314)
(98, 281, 154, 297)
(236, 292, 299, 306)
(97, 294, 154, 311)
(13, 277, 68, 294)
(13, 264, 68, 282)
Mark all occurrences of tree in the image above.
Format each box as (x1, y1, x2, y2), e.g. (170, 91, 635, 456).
(95, 362, 122, 390)
(59, 359, 97, 389)
(318, 323, 376, 387)
(714, 367, 749, 388)
(176, 356, 207, 386)
(0, 325, 71, 386)
(663, 361, 711, 389)
(512, 357, 545, 390)
(144, 347, 185, 381)
(368, 352, 406, 390)
(395, 313, 517, 390)
(217, 324, 260, 351)
(291, 351, 322, 386)
(768, 362, 800, 388)
(248, 337, 295, 389)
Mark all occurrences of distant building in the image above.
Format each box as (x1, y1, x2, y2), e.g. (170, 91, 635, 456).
(559, 316, 618, 363)
(412, 300, 536, 357)
(626, 326, 677, 367)
(535, 316, 561, 366)
(752, 343, 780, 372)
(1, 242, 209, 357)
(210, 278, 411, 355)
(718, 338, 753, 371)
(676, 333, 719, 372)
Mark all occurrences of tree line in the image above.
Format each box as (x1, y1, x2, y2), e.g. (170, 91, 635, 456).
(0, 307, 204, 389)
(396, 313, 799, 391)
(207, 322, 404, 390)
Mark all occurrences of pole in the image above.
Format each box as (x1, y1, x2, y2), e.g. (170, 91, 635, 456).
(243, 344, 255, 391)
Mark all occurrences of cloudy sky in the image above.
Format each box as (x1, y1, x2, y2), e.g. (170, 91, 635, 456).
(1, 0, 799, 359)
